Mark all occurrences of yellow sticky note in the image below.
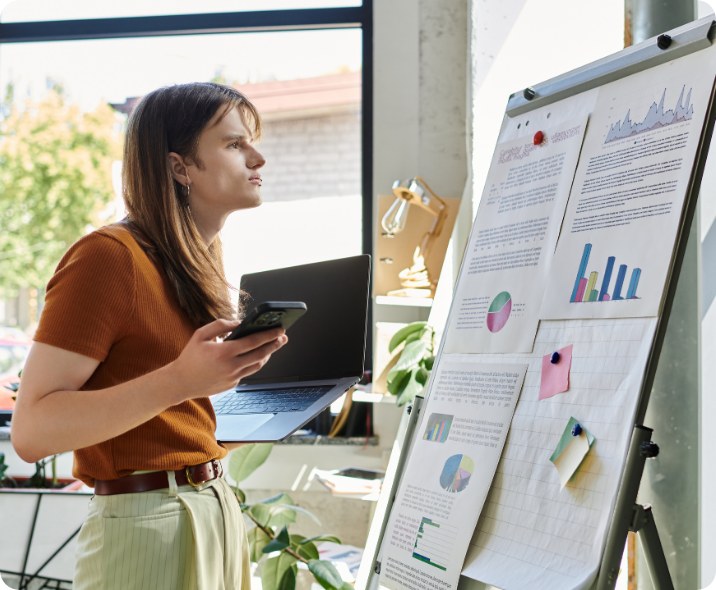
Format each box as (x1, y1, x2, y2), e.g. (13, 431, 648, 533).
(552, 431, 590, 488)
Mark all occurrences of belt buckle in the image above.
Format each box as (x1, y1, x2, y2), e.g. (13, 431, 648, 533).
(185, 460, 223, 488)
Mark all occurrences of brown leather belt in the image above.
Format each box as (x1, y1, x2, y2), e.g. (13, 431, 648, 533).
(94, 459, 223, 495)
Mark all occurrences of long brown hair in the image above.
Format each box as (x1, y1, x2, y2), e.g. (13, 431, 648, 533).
(121, 83, 262, 327)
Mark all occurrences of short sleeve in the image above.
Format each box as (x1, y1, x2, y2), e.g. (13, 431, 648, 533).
(34, 232, 136, 362)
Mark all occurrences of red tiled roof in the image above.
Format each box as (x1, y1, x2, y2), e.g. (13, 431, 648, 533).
(109, 72, 361, 116)
(233, 71, 361, 113)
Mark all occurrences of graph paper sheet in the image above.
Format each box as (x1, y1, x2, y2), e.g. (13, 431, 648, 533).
(457, 317, 657, 590)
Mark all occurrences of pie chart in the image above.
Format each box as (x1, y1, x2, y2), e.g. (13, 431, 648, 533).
(439, 454, 474, 493)
(486, 291, 512, 333)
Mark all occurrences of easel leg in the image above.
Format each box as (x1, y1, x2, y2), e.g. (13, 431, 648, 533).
(631, 505, 674, 590)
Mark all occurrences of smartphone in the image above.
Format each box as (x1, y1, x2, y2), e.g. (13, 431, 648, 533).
(224, 301, 307, 341)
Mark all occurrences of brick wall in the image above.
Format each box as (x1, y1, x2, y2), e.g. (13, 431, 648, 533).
(257, 106, 361, 202)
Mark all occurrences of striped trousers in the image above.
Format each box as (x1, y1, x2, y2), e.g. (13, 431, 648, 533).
(73, 471, 251, 590)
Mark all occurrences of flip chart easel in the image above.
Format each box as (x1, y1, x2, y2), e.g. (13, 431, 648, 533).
(357, 15, 716, 590)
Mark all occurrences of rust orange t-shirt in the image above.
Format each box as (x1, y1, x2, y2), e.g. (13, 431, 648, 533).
(33, 223, 228, 487)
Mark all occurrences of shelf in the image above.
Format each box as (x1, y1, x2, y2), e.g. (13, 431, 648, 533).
(375, 296, 433, 308)
(352, 391, 397, 404)
(277, 435, 380, 446)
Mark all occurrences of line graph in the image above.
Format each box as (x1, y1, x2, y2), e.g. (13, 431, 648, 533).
(605, 85, 694, 143)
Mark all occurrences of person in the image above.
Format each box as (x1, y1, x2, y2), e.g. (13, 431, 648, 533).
(10, 82, 284, 590)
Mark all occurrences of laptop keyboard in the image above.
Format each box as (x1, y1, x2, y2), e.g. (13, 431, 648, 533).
(213, 385, 333, 415)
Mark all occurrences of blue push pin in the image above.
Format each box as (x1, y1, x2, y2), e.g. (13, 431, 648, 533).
(572, 423, 583, 437)
(550, 351, 560, 364)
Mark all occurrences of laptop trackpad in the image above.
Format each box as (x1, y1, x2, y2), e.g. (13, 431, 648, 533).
(216, 413, 274, 442)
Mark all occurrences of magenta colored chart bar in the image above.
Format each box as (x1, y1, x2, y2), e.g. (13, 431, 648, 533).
(575, 278, 588, 302)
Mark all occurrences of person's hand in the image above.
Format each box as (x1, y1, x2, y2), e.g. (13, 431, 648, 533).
(167, 319, 287, 403)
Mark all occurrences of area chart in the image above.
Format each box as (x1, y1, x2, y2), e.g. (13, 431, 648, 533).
(569, 244, 642, 303)
(412, 517, 458, 571)
(605, 85, 694, 143)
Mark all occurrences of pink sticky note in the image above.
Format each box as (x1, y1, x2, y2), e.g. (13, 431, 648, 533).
(539, 344, 573, 400)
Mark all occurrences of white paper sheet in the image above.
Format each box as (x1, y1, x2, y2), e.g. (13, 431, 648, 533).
(459, 317, 657, 590)
(540, 49, 716, 319)
(379, 362, 528, 590)
(443, 116, 588, 354)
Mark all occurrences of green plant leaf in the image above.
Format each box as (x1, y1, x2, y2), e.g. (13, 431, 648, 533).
(388, 321, 427, 353)
(263, 525, 291, 554)
(340, 583, 354, 590)
(262, 553, 297, 590)
(403, 326, 428, 346)
(397, 369, 424, 407)
(248, 526, 271, 562)
(278, 503, 321, 525)
(424, 355, 435, 371)
(290, 535, 320, 560)
(416, 366, 429, 385)
(298, 535, 341, 546)
(251, 496, 297, 528)
(228, 443, 274, 484)
(234, 486, 246, 503)
(393, 340, 428, 373)
(308, 560, 345, 590)
(279, 565, 297, 590)
(259, 492, 290, 505)
(387, 370, 409, 395)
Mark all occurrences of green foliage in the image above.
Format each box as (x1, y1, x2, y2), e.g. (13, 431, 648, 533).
(228, 442, 273, 482)
(0, 88, 122, 295)
(261, 552, 297, 590)
(388, 321, 427, 353)
(248, 527, 271, 562)
(263, 525, 291, 553)
(0, 453, 8, 481)
(232, 444, 345, 590)
(308, 559, 344, 590)
(386, 321, 436, 406)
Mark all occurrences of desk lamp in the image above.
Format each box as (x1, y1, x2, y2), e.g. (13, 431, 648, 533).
(381, 176, 448, 297)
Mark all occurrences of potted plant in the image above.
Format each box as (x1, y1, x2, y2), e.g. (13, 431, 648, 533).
(228, 443, 352, 590)
(385, 321, 436, 406)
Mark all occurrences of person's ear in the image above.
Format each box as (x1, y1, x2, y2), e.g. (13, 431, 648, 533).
(168, 152, 192, 186)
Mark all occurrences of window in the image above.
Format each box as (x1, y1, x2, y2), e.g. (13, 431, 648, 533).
(0, 3, 372, 365)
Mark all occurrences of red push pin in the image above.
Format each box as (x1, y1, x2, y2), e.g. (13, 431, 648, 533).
(533, 131, 544, 146)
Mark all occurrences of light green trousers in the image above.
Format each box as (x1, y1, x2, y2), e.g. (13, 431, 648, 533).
(73, 471, 251, 590)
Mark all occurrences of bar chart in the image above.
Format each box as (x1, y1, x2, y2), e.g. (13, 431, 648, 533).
(569, 244, 642, 303)
(412, 517, 458, 571)
(423, 413, 453, 443)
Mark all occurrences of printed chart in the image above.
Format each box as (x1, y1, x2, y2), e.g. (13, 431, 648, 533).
(540, 56, 715, 320)
(570, 244, 642, 303)
(605, 86, 694, 143)
(439, 454, 474, 493)
(412, 517, 458, 571)
(423, 413, 453, 443)
(487, 292, 512, 332)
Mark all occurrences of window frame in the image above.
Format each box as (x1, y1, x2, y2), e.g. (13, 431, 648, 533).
(0, 3, 374, 368)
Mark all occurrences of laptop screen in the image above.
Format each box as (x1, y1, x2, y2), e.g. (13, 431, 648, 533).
(237, 255, 370, 384)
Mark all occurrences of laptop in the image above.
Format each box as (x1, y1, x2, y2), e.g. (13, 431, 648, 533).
(212, 254, 371, 442)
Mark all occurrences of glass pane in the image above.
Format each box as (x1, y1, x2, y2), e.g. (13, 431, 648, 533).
(0, 29, 362, 312)
(1, 0, 361, 22)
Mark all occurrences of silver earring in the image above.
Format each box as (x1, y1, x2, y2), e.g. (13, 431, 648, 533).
(186, 183, 191, 198)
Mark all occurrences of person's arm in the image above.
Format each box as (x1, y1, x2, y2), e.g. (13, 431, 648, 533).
(11, 319, 286, 464)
